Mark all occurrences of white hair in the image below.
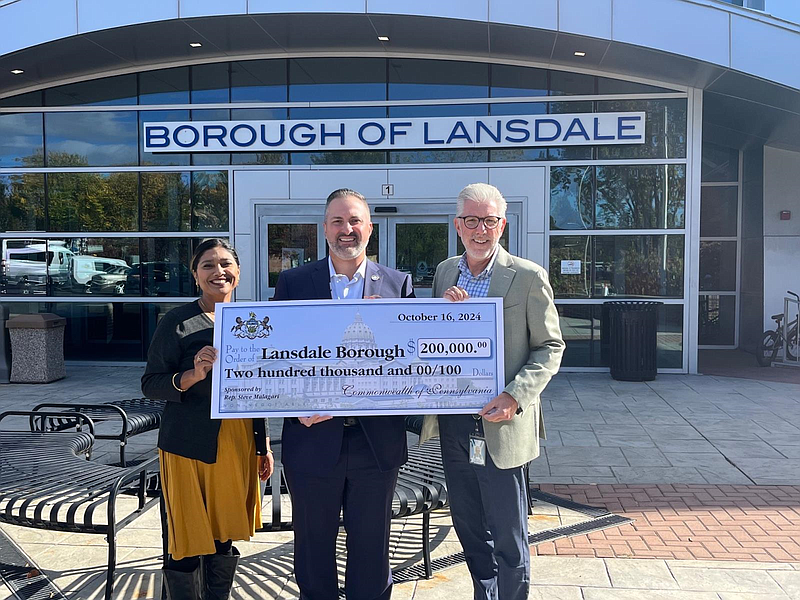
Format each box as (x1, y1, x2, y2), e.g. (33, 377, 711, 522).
(457, 183, 507, 217)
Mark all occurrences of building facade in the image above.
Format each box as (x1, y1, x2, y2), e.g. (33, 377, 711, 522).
(1, 0, 799, 372)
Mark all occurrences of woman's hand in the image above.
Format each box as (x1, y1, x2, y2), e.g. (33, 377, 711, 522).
(192, 345, 218, 379)
(258, 452, 275, 481)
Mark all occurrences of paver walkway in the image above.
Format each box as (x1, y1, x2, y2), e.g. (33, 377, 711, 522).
(1, 366, 800, 599)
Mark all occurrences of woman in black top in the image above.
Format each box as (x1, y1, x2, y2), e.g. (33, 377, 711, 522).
(142, 238, 273, 600)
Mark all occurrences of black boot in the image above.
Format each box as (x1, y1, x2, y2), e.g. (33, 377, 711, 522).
(162, 566, 203, 600)
(204, 546, 240, 600)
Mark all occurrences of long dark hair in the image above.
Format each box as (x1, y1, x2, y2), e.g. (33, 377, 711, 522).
(190, 238, 240, 273)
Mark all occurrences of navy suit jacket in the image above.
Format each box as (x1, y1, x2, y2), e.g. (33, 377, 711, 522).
(273, 258, 414, 475)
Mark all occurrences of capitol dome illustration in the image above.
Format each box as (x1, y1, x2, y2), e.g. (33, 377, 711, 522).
(341, 312, 377, 351)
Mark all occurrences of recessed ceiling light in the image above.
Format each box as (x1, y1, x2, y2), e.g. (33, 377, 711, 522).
(10, 69, 24, 75)
(189, 42, 202, 48)
(377, 36, 389, 42)
(574, 51, 586, 57)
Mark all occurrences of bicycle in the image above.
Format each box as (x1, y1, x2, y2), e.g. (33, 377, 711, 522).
(757, 290, 799, 366)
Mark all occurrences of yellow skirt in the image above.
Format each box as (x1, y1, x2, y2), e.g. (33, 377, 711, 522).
(159, 419, 262, 560)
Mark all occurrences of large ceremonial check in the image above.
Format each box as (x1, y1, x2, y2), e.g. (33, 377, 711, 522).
(210, 298, 504, 418)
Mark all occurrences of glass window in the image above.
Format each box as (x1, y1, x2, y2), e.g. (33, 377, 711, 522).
(594, 235, 684, 298)
(191, 63, 230, 104)
(388, 103, 487, 118)
(47, 172, 138, 232)
(0, 91, 42, 107)
(134, 238, 200, 297)
(389, 150, 488, 164)
(44, 75, 137, 106)
(596, 99, 687, 159)
(490, 148, 548, 162)
(51, 302, 145, 360)
(699, 241, 737, 292)
(139, 110, 191, 166)
(699, 295, 736, 345)
(142, 172, 191, 232)
(395, 223, 449, 290)
(702, 142, 739, 183)
(596, 76, 673, 95)
(549, 235, 592, 298)
(0, 113, 44, 167)
(549, 71, 595, 96)
(550, 166, 594, 231)
(191, 171, 229, 231)
(139, 67, 190, 105)
(231, 59, 287, 102)
(557, 303, 683, 367)
(230, 108, 289, 165)
(0, 239, 74, 295)
(292, 151, 387, 165)
(389, 59, 488, 100)
(45, 112, 138, 167)
(268, 224, 317, 287)
(700, 186, 738, 237)
(491, 65, 547, 97)
(596, 165, 685, 229)
(45, 237, 140, 296)
(0, 174, 45, 231)
(191, 109, 231, 166)
(290, 58, 385, 102)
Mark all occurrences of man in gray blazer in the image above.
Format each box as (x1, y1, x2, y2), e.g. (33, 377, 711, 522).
(421, 183, 564, 600)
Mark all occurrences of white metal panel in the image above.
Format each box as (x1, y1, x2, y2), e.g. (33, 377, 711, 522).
(489, 0, 557, 30)
(180, 0, 247, 18)
(766, 0, 800, 26)
(488, 166, 546, 234)
(368, 0, 487, 21)
(249, 0, 366, 13)
(387, 168, 489, 199)
(613, 0, 730, 67)
(731, 16, 800, 91)
(77, 0, 178, 33)
(763, 146, 800, 236)
(559, 0, 612, 39)
(0, 0, 77, 56)
(526, 233, 546, 267)
(233, 170, 289, 235)
(233, 233, 254, 301)
(288, 169, 388, 200)
(764, 236, 800, 330)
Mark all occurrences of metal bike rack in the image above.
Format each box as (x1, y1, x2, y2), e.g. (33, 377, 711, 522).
(776, 294, 800, 368)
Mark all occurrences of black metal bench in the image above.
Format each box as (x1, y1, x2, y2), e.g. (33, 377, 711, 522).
(260, 417, 449, 579)
(31, 398, 166, 466)
(0, 410, 160, 600)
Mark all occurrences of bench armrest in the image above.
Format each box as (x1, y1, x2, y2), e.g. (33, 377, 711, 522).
(0, 410, 96, 437)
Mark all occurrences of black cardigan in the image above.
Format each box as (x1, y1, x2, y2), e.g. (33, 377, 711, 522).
(142, 301, 268, 463)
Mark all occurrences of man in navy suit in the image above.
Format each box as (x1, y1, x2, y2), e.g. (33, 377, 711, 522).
(274, 188, 414, 600)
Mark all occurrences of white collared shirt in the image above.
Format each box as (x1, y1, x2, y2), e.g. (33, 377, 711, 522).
(328, 256, 367, 300)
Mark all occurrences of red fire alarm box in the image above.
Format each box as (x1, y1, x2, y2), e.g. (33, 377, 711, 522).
(780, 211, 791, 220)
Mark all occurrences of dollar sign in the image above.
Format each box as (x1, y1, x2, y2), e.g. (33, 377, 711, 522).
(407, 339, 416, 354)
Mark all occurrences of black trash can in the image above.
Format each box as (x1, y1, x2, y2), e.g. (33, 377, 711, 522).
(605, 301, 662, 382)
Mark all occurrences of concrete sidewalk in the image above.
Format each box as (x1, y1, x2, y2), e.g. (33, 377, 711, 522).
(1, 367, 800, 599)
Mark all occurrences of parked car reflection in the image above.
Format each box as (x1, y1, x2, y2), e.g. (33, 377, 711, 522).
(126, 262, 195, 296)
(89, 265, 131, 296)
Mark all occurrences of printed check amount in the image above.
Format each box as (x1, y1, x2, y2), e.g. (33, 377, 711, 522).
(210, 298, 505, 418)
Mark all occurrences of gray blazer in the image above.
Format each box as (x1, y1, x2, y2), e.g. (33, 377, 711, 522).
(421, 247, 565, 469)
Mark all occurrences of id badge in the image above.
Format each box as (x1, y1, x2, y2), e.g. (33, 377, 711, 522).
(469, 434, 487, 466)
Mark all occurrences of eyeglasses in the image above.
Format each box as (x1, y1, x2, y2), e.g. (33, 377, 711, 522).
(457, 215, 503, 230)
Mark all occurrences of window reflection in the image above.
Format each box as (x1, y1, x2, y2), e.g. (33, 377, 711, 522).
(191, 109, 231, 166)
(699, 295, 735, 345)
(192, 171, 229, 231)
(142, 172, 191, 231)
(139, 110, 191, 166)
(701, 142, 739, 182)
(700, 186, 738, 237)
(0, 113, 44, 167)
(699, 241, 737, 292)
(594, 235, 684, 298)
(0, 239, 73, 296)
(290, 58, 385, 102)
(135, 238, 201, 297)
(395, 223, 449, 290)
(48, 172, 138, 232)
(268, 224, 317, 287)
(549, 236, 592, 298)
(390, 150, 488, 164)
(191, 64, 230, 104)
(231, 60, 287, 102)
(139, 67, 190, 105)
(45, 75, 137, 106)
(389, 59, 488, 100)
(491, 65, 547, 97)
(596, 165, 686, 229)
(0, 174, 45, 231)
(596, 99, 687, 160)
(46, 112, 138, 167)
(550, 166, 594, 230)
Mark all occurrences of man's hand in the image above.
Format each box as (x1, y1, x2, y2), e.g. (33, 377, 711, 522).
(258, 452, 275, 481)
(298, 414, 333, 427)
(444, 286, 470, 302)
(479, 392, 518, 422)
